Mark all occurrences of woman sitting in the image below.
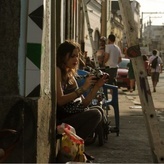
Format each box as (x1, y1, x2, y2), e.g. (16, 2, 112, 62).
(56, 40, 108, 143)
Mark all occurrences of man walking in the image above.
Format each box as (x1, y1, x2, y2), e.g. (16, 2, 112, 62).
(104, 34, 122, 85)
(148, 49, 163, 92)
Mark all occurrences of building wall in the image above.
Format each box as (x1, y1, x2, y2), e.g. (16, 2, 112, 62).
(21, 0, 143, 96)
(106, 0, 112, 37)
(84, 0, 101, 58)
(25, 0, 43, 96)
(131, 0, 140, 38)
(25, 0, 101, 96)
(110, 0, 141, 52)
(143, 25, 164, 55)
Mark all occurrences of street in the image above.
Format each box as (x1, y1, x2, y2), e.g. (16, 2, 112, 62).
(85, 72, 164, 163)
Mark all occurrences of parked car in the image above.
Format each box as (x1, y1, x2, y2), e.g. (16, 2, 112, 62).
(116, 58, 132, 90)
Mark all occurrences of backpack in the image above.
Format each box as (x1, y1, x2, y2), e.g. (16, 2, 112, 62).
(151, 56, 158, 69)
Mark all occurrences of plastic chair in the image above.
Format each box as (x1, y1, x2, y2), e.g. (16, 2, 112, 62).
(76, 70, 90, 97)
(102, 84, 120, 136)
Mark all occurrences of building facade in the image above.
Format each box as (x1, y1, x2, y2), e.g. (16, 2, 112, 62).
(84, 0, 101, 56)
(110, 0, 141, 53)
(142, 24, 164, 63)
(143, 24, 164, 53)
(25, 0, 102, 96)
(21, 0, 142, 96)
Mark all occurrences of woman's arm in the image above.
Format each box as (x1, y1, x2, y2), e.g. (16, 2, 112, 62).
(57, 67, 79, 106)
(57, 67, 107, 107)
(57, 67, 96, 106)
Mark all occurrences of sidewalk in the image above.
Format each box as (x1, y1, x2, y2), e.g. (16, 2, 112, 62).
(85, 87, 164, 163)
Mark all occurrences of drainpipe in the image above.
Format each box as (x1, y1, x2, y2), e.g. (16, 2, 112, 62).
(101, 0, 107, 37)
(18, 0, 28, 97)
(78, 0, 85, 52)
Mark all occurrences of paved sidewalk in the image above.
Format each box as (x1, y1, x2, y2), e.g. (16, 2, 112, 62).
(85, 87, 164, 163)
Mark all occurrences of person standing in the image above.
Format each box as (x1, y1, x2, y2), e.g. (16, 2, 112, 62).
(103, 34, 122, 85)
(127, 60, 135, 92)
(148, 49, 163, 92)
(95, 36, 108, 69)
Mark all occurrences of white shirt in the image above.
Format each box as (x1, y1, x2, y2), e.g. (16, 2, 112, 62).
(105, 44, 121, 68)
(148, 55, 163, 72)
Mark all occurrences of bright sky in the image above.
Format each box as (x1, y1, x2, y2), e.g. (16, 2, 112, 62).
(136, 0, 164, 25)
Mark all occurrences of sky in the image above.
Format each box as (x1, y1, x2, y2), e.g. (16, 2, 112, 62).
(136, 0, 164, 25)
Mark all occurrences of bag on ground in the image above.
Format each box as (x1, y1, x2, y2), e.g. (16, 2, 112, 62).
(56, 123, 87, 163)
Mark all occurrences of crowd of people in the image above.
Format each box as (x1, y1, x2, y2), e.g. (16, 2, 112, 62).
(78, 34, 122, 87)
(126, 49, 163, 93)
(56, 34, 125, 162)
(56, 34, 163, 162)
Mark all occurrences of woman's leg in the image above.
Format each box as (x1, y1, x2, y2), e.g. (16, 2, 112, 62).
(89, 106, 107, 146)
(130, 79, 135, 92)
(61, 108, 102, 141)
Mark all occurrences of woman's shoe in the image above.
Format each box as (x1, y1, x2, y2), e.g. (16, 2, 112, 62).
(86, 160, 92, 163)
(85, 133, 96, 146)
(130, 89, 133, 93)
(153, 88, 156, 92)
(84, 152, 95, 161)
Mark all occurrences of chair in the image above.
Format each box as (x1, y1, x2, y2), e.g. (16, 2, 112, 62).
(77, 69, 120, 136)
(102, 84, 120, 136)
(76, 69, 90, 97)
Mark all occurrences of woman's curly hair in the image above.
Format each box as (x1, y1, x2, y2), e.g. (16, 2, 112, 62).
(56, 40, 81, 83)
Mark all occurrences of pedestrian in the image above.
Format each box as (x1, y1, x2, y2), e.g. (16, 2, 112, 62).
(148, 49, 163, 92)
(95, 36, 108, 68)
(103, 34, 122, 86)
(127, 59, 135, 92)
(56, 40, 108, 156)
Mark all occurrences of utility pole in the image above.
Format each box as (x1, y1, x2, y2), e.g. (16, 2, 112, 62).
(118, 0, 164, 163)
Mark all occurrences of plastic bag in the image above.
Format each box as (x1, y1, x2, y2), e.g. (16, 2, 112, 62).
(56, 123, 87, 163)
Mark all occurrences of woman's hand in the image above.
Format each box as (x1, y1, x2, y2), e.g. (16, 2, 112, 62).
(82, 75, 97, 91)
(94, 74, 108, 88)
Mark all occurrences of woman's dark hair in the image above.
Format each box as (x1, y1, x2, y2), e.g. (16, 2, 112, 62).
(56, 40, 79, 82)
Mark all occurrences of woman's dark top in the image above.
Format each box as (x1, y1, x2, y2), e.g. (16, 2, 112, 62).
(127, 60, 135, 79)
(57, 81, 77, 122)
